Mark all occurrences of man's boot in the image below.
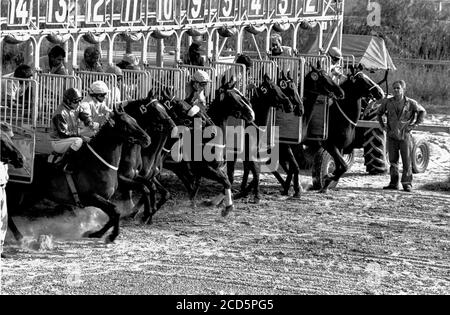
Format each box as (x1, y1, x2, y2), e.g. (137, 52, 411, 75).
(58, 148, 76, 174)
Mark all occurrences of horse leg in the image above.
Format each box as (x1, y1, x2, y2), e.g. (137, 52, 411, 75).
(234, 161, 250, 200)
(143, 181, 158, 225)
(286, 146, 303, 198)
(8, 216, 23, 241)
(118, 175, 151, 220)
(153, 178, 171, 211)
(200, 165, 234, 217)
(226, 160, 236, 185)
(320, 145, 348, 193)
(82, 194, 120, 243)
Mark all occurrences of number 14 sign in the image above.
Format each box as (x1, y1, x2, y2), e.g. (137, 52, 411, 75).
(8, 0, 33, 26)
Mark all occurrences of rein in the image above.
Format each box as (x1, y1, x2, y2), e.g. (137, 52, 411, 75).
(332, 99, 358, 127)
(87, 143, 119, 171)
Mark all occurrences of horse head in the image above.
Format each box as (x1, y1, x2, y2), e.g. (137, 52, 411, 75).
(277, 71, 303, 116)
(255, 72, 293, 114)
(347, 66, 385, 101)
(0, 123, 24, 169)
(305, 62, 345, 100)
(110, 106, 152, 148)
(213, 76, 255, 123)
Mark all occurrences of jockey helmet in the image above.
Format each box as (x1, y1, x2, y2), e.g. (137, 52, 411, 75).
(89, 81, 110, 95)
(63, 88, 83, 104)
(192, 70, 211, 83)
(328, 47, 343, 61)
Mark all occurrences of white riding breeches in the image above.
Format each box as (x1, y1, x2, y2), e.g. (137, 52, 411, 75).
(50, 137, 83, 154)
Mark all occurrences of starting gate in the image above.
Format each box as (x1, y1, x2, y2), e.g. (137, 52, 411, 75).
(1, 0, 346, 182)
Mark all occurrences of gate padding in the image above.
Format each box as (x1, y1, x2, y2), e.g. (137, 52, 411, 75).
(270, 56, 305, 144)
(0, 77, 37, 184)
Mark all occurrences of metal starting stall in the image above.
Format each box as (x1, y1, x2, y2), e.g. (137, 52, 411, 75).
(1, 0, 347, 183)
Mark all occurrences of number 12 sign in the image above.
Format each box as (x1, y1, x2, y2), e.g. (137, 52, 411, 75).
(85, 0, 106, 24)
(8, 0, 33, 26)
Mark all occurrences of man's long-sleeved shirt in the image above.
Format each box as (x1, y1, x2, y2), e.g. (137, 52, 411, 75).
(377, 96, 426, 140)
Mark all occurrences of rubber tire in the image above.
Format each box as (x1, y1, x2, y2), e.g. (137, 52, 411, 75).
(362, 103, 388, 175)
(311, 148, 355, 190)
(411, 137, 430, 174)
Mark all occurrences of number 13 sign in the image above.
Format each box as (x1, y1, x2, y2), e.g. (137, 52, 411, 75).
(46, 0, 69, 24)
(8, 0, 33, 26)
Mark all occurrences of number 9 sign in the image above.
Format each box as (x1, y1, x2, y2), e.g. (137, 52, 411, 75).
(188, 0, 205, 20)
(8, 0, 33, 26)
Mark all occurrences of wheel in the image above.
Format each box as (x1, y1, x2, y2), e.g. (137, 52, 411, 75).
(362, 101, 388, 175)
(312, 148, 335, 190)
(411, 137, 430, 174)
(311, 149, 354, 190)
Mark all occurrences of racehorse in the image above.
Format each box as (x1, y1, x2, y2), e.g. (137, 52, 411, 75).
(227, 73, 295, 204)
(320, 66, 384, 192)
(7, 107, 151, 243)
(163, 77, 255, 216)
(1, 122, 25, 242)
(118, 90, 177, 224)
(273, 63, 345, 196)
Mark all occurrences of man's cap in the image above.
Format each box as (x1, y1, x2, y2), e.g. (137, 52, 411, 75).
(328, 47, 343, 60)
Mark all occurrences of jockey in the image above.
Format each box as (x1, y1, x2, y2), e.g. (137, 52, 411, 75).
(79, 81, 112, 139)
(328, 46, 345, 83)
(185, 70, 211, 112)
(234, 54, 256, 94)
(79, 46, 104, 72)
(50, 88, 84, 172)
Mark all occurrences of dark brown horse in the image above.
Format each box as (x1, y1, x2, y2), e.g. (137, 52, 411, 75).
(320, 66, 384, 192)
(7, 108, 151, 243)
(273, 64, 345, 196)
(162, 77, 255, 216)
(118, 90, 177, 224)
(227, 73, 294, 204)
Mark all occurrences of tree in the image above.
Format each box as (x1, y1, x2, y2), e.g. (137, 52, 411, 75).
(344, 0, 450, 59)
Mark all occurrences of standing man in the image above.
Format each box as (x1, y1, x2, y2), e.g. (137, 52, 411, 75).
(41, 46, 69, 75)
(327, 46, 345, 83)
(377, 80, 426, 192)
(79, 47, 104, 72)
(270, 34, 293, 57)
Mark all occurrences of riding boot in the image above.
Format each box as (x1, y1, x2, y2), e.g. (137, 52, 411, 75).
(57, 148, 77, 174)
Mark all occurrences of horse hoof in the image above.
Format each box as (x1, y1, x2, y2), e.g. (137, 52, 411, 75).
(83, 230, 100, 238)
(202, 200, 214, 207)
(234, 192, 247, 200)
(221, 205, 234, 217)
(281, 191, 289, 196)
(253, 197, 261, 204)
(292, 192, 301, 199)
(105, 234, 117, 244)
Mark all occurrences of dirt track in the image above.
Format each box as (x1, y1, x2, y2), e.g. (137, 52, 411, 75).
(1, 122, 449, 295)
